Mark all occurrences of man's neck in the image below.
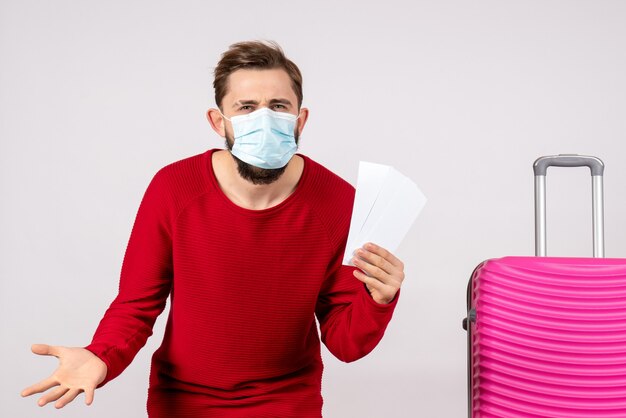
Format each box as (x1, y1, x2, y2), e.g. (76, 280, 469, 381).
(212, 150, 304, 210)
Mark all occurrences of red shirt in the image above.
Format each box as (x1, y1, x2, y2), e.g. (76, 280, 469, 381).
(85, 149, 399, 417)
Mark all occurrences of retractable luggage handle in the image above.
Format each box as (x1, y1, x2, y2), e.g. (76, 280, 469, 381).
(533, 154, 605, 258)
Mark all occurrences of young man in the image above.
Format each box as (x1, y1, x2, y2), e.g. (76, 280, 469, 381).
(22, 40, 405, 417)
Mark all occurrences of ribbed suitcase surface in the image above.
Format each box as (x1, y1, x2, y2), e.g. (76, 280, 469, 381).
(470, 256, 626, 418)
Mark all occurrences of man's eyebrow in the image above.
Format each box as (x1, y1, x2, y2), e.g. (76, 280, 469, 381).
(269, 98, 292, 106)
(232, 100, 259, 108)
(231, 98, 293, 108)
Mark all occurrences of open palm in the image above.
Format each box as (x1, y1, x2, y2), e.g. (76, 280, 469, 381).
(21, 344, 107, 409)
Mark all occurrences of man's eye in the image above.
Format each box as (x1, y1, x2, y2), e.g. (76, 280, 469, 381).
(272, 104, 286, 110)
(239, 105, 253, 111)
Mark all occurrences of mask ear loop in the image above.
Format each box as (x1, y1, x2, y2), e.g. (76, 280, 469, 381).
(217, 109, 231, 122)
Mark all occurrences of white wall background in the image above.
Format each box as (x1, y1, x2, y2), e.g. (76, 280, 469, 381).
(2, 1, 626, 417)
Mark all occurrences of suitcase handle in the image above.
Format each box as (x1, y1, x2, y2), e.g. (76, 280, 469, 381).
(533, 154, 605, 258)
(533, 154, 604, 176)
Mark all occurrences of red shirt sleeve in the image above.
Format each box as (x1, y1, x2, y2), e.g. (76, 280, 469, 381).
(85, 169, 173, 387)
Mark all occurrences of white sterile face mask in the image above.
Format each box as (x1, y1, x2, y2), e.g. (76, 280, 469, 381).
(221, 107, 301, 169)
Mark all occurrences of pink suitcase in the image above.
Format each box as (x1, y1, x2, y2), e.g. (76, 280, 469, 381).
(463, 155, 626, 417)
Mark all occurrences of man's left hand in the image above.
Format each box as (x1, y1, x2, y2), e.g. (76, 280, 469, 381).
(351, 242, 405, 305)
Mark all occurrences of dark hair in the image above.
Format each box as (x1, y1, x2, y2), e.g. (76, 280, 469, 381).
(213, 40, 303, 110)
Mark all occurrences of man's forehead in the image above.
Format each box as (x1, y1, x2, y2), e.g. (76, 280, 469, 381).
(224, 68, 296, 102)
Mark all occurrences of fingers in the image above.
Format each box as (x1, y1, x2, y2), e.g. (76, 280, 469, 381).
(84, 387, 95, 405)
(22, 344, 64, 399)
(353, 248, 394, 277)
(31, 344, 61, 358)
(351, 242, 405, 305)
(352, 255, 392, 285)
(353, 269, 397, 304)
(22, 379, 95, 408)
(362, 242, 404, 269)
(23, 344, 97, 408)
(55, 388, 82, 409)
(352, 269, 383, 289)
(353, 243, 405, 280)
(37, 385, 68, 407)
(21, 377, 58, 397)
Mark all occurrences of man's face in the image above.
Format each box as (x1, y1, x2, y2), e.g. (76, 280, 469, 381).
(220, 68, 302, 185)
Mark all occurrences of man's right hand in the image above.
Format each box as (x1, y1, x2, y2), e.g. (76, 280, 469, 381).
(21, 344, 107, 409)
